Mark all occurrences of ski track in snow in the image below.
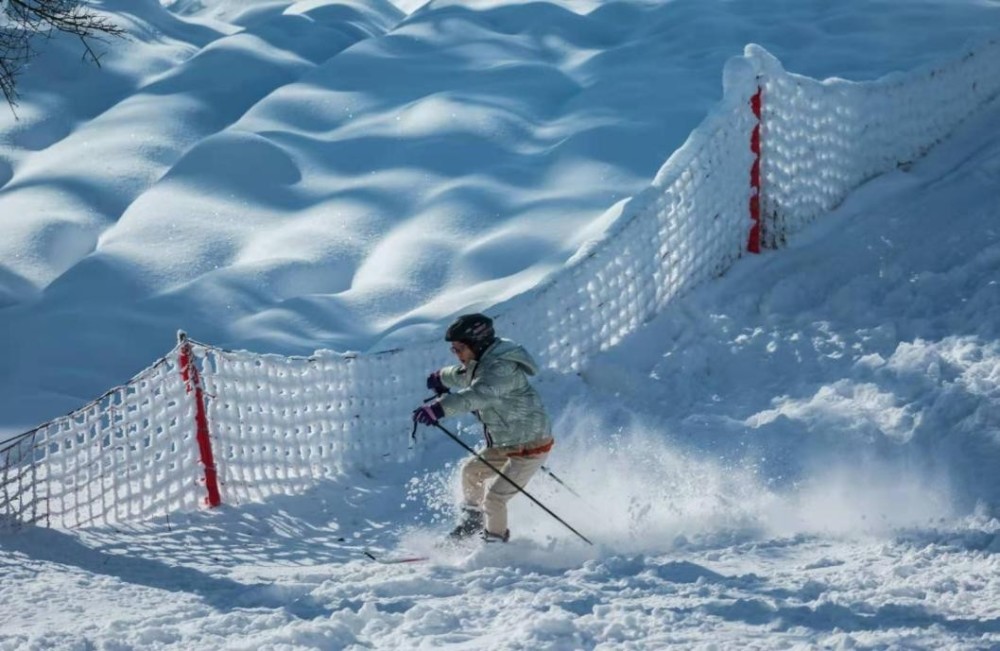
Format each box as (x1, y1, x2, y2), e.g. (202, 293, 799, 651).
(2, 473, 1000, 649)
(2, 0, 1000, 648)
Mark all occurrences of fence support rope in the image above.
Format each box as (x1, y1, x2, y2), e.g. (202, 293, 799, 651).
(177, 331, 222, 508)
(748, 83, 763, 253)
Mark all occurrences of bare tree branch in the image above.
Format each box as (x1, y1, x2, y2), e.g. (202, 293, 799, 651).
(0, 0, 125, 111)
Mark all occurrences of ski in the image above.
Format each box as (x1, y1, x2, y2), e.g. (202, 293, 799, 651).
(362, 550, 430, 565)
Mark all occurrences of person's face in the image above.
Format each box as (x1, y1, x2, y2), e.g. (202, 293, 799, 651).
(450, 341, 476, 365)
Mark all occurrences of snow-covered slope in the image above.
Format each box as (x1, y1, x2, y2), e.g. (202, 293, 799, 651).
(2, 0, 1000, 647)
(2, 0, 1000, 434)
(2, 78, 999, 651)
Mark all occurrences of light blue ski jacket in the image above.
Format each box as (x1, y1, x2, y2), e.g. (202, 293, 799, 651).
(436, 338, 552, 448)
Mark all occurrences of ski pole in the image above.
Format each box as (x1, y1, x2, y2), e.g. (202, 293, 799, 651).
(539, 465, 583, 499)
(427, 421, 593, 546)
(413, 411, 582, 499)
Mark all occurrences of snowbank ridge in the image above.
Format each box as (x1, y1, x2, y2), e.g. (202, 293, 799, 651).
(2, 38, 999, 528)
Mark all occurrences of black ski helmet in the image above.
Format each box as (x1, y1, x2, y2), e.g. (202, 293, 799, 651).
(445, 313, 496, 356)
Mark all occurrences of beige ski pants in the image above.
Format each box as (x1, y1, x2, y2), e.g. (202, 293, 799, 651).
(461, 438, 553, 536)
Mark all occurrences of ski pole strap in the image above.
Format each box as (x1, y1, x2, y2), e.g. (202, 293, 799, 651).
(431, 422, 593, 546)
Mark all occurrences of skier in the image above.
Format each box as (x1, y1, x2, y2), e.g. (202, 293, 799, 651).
(412, 313, 553, 543)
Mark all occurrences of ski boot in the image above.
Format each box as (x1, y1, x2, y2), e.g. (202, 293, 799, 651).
(481, 528, 510, 544)
(447, 507, 484, 541)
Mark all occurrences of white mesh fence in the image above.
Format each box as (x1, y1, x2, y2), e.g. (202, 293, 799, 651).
(3, 40, 998, 528)
(199, 343, 445, 507)
(749, 38, 1000, 247)
(0, 351, 203, 529)
(496, 56, 758, 371)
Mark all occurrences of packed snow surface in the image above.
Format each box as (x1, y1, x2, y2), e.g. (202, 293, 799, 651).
(2, 0, 1000, 649)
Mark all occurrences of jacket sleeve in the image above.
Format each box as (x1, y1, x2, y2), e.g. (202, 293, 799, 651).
(438, 364, 466, 389)
(438, 359, 519, 416)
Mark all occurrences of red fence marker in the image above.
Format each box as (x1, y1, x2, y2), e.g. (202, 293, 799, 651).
(178, 333, 222, 508)
(748, 85, 763, 253)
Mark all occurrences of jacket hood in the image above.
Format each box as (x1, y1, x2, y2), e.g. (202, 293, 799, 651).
(484, 338, 540, 376)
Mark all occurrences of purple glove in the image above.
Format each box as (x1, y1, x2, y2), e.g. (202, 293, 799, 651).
(412, 401, 444, 425)
(427, 370, 449, 395)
